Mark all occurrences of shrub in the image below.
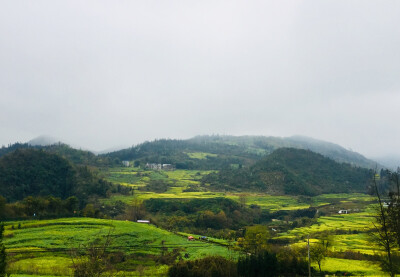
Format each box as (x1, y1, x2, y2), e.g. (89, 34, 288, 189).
(168, 256, 237, 277)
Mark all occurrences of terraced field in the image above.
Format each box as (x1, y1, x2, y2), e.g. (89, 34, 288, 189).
(104, 167, 375, 211)
(3, 218, 232, 276)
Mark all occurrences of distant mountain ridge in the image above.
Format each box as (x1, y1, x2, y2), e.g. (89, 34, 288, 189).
(269, 135, 377, 169)
(1, 134, 379, 170)
(104, 135, 378, 169)
(373, 155, 400, 170)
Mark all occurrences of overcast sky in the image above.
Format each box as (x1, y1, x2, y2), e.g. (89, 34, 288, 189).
(1, 1, 399, 157)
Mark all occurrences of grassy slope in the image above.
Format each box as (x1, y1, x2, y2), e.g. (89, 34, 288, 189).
(4, 218, 231, 276)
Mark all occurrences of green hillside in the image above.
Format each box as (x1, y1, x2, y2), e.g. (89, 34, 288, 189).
(202, 148, 373, 196)
(0, 149, 112, 203)
(103, 138, 261, 170)
(103, 135, 378, 170)
(190, 135, 377, 168)
(0, 143, 113, 167)
(1, 135, 377, 170)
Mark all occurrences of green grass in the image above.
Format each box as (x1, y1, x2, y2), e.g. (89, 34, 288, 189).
(9, 275, 68, 277)
(8, 257, 72, 276)
(103, 167, 169, 186)
(5, 218, 231, 257)
(4, 217, 232, 276)
(314, 257, 383, 276)
(278, 212, 374, 240)
(104, 191, 227, 206)
(176, 232, 234, 247)
(226, 194, 311, 211)
(185, 152, 218, 159)
(104, 168, 213, 190)
(330, 233, 380, 255)
(313, 193, 375, 201)
(102, 168, 224, 204)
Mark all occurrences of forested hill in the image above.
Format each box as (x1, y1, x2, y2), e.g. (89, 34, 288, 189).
(190, 135, 377, 169)
(102, 138, 261, 170)
(0, 143, 113, 166)
(103, 135, 378, 170)
(1, 134, 378, 170)
(0, 149, 112, 203)
(202, 148, 373, 196)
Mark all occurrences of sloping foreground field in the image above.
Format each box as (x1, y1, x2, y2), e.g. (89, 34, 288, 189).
(3, 218, 232, 276)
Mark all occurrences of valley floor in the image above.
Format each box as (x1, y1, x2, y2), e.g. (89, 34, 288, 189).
(2, 167, 388, 276)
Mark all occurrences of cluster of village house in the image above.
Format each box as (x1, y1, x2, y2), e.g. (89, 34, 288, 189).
(122, 160, 174, 170)
(145, 163, 174, 170)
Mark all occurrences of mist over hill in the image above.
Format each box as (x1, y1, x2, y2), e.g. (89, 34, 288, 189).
(104, 135, 379, 170)
(0, 134, 381, 172)
(28, 135, 61, 146)
(373, 155, 400, 171)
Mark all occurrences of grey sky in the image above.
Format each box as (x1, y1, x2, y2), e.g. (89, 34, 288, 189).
(1, 1, 399, 157)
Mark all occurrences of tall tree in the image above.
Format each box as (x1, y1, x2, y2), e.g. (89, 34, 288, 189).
(387, 170, 400, 248)
(237, 225, 270, 254)
(372, 170, 398, 276)
(310, 243, 327, 273)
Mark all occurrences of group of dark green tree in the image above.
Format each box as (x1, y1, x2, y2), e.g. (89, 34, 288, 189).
(0, 148, 131, 220)
(202, 148, 372, 196)
(143, 197, 319, 239)
(168, 225, 311, 277)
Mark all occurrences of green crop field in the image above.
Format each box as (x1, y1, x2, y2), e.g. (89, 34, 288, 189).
(104, 167, 376, 213)
(104, 167, 213, 190)
(3, 218, 232, 276)
(312, 257, 384, 276)
(274, 201, 384, 275)
(185, 152, 218, 159)
(279, 212, 374, 240)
